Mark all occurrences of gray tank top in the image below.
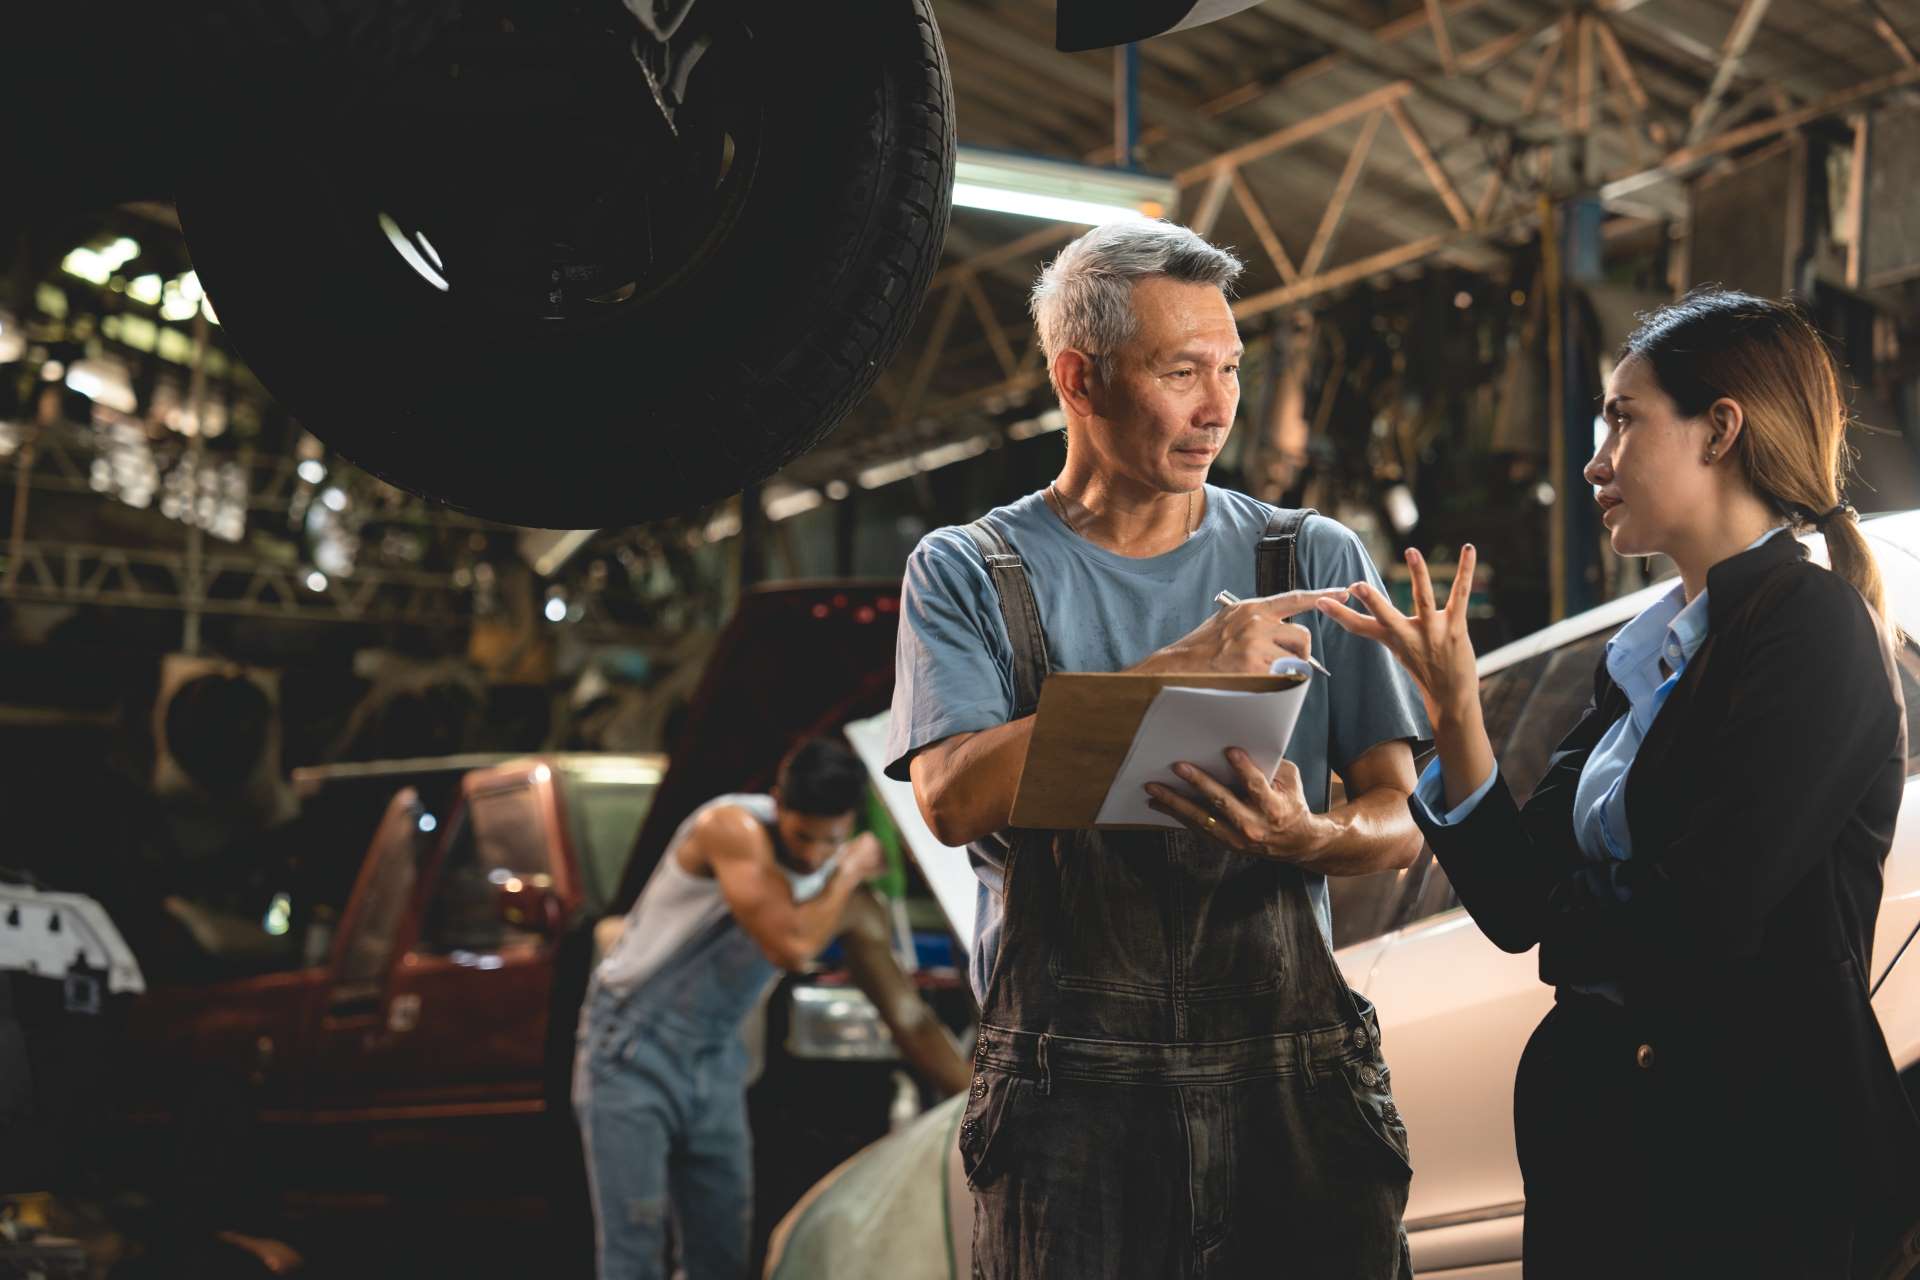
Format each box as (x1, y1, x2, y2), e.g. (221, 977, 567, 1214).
(594, 793, 839, 995)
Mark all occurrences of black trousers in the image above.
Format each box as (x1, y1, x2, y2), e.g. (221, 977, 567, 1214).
(1515, 991, 1870, 1279)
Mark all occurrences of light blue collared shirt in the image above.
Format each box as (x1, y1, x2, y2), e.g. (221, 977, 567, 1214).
(1412, 527, 1789, 991)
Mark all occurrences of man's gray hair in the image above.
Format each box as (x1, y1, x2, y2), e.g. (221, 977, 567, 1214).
(1029, 220, 1245, 385)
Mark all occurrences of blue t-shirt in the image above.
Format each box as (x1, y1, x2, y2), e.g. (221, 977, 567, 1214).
(884, 485, 1430, 1000)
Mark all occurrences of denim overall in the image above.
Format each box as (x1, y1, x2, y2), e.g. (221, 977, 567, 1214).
(957, 509, 1414, 1279)
(573, 801, 832, 1280)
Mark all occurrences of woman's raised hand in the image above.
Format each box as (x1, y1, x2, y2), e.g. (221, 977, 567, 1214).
(1316, 545, 1481, 728)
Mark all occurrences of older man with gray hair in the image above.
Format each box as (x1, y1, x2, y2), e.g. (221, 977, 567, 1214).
(884, 220, 1428, 1277)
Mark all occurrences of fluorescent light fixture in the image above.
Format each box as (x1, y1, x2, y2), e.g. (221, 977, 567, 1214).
(765, 487, 824, 522)
(953, 147, 1174, 225)
(1008, 407, 1067, 440)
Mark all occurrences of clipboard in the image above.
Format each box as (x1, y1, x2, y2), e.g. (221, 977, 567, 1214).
(1009, 670, 1309, 829)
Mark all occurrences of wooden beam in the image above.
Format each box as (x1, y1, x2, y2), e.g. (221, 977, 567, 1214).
(1233, 208, 1534, 320)
(1522, 30, 1564, 117)
(1260, 0, 1544, 143)
(1473, 167, 1506, 227)
(1592, 17, 1649, 114)
(1592, 14, 1670, 150)
(1657, 63, 1920, 172)
(1576, 13, 1596, 135)
(1456, 21, 1542, 75)
(1178, 81, 1409, 187)
(1859, 0, 1920, 68)
(1386, 98, 1472, 230)
(1301, 109, 1384, 279)
(1559, 13, 1580, 134)
(1687, 0, 1773, 145)
(1602, 68, 1648, 168)
(901, 282, 968, 423)
(1078, 0, 1499, 167)
(932, 223, 1077, 290)
(1190, 168, 1235, 237)
(1423, 0, 1457, 74)
(1230, 170, 1300, 286)
(961, 275, 1019, 381)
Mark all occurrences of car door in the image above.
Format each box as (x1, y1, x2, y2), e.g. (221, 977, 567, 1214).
(375, 761, 579, 1109)
(1356, 632, 1612, 1277)
(293, 763, 580, 1186)
(294, 784, 435, 1184)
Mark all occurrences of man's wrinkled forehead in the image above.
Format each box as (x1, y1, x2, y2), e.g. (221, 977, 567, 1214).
(1129, 277, 1242, 361)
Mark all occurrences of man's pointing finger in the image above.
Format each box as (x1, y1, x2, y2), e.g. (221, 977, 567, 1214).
(1243, 588, 1351, 619)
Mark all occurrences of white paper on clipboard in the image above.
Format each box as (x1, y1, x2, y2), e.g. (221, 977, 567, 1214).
(1092, 657, 1314, 828)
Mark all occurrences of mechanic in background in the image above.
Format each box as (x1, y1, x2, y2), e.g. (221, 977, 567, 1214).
(573, 736, 966, 1280)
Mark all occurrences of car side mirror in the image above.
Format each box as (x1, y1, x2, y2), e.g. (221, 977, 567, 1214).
(494, 872, 564, 938)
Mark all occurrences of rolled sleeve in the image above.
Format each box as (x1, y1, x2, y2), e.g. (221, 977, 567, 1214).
(1411, 756, 1499, 826)
(883, 529, 1017, 781)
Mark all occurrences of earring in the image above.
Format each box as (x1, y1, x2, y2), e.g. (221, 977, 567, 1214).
(1703, 448, 1718, 464)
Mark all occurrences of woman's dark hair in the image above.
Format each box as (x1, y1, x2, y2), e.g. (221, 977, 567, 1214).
(1621, 287, 1886, 632)
(775, 736, 867, 817)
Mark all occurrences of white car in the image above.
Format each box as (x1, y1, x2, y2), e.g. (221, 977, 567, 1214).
(775, 513, 1920, 1279)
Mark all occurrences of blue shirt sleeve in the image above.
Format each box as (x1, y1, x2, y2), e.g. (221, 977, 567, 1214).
(1302, 518, 1433, 774)
(1411, 755, 1499, 826)
(883, 528, 1018, 780)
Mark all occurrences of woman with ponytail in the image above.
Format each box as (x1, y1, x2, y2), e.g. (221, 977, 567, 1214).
(1320, 288, 1919, 1275)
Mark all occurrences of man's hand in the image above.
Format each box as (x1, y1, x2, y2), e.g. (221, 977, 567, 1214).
(1144, 748, 1325, 863)
(838, 832, 886, 882)
(1135, 589, 1349, 676)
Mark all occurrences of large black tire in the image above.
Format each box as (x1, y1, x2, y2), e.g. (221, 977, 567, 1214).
(178, 1, 954, 528)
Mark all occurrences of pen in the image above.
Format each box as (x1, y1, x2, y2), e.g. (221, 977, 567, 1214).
(1212, 591, 1334, 679)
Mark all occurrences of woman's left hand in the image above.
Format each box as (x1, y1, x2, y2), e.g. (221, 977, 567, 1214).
(1145, 748, 1326, 863)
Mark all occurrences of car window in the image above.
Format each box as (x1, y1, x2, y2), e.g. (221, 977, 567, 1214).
(568, 780, 659, 910)
(414, 783, 552, 957)
(1413, 660, 1546, 920)
(1500, 634, 1610, 804)
(330, 791, 426, 1006)
(1329, 660, 1546, 948)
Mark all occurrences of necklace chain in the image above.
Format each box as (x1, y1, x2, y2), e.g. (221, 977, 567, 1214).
(1047, 484, 1196, 539)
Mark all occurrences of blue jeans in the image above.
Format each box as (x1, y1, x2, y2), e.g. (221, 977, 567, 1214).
(574, 986, 754, 1280)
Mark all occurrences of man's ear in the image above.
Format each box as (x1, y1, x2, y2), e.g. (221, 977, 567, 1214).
(1053, 349, 1099, 418)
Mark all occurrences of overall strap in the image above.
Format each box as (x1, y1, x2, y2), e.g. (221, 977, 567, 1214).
(1256, 507, 1318, 595)
(961, 519, 1052, 719)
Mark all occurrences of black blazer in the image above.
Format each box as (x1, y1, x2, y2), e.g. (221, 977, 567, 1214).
(1413, 530, 1920, 1196)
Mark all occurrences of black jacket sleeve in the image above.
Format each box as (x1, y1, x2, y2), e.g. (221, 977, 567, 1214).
(1407, 656, 1625, 953)
(1540, 568, 1901, 979)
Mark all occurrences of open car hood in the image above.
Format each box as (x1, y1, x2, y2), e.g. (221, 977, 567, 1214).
(845, 713, 977, 953)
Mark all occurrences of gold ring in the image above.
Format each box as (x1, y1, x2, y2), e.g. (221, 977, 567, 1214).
(1202, 813, 1218, 830)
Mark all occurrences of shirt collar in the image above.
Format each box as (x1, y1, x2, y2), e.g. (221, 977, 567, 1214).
(1605, 585, 1685, 708)
(1605, 525, 1791, 708)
